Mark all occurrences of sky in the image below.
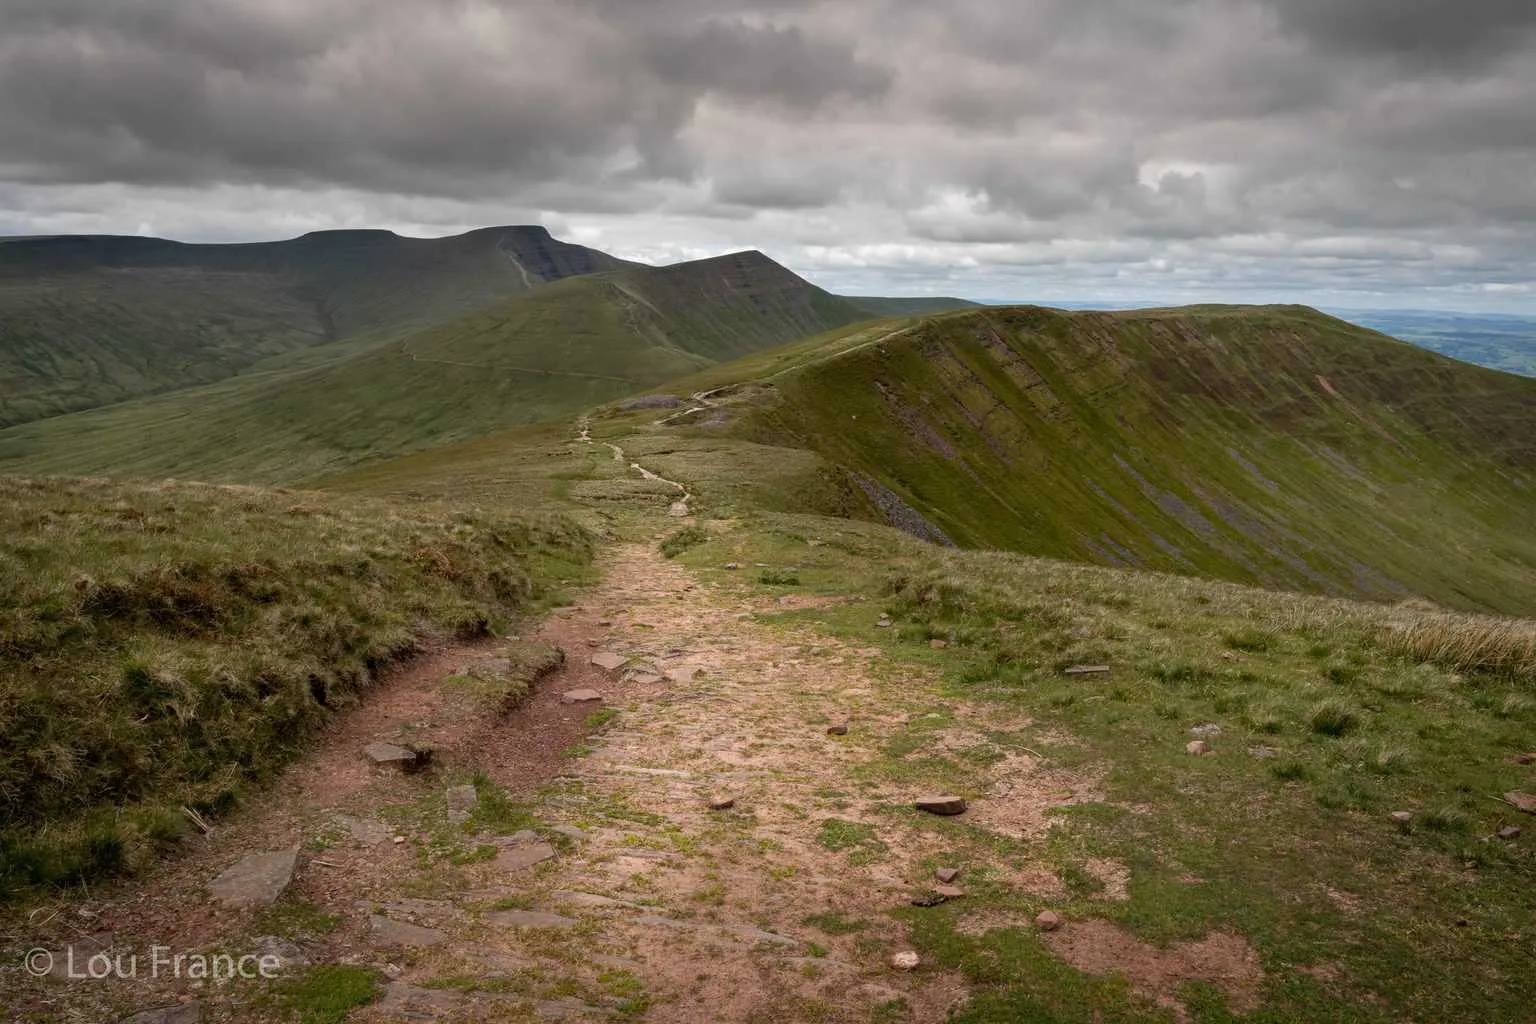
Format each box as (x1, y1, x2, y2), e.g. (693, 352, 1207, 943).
(2, 0, 1535, 312)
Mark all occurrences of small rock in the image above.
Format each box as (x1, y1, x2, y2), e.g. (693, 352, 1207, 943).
(1503, 792, 1536, 814)
(665, 665, 701, 683)
(1186, 740, 1209, 756)
(1497, 826, 1522, 840)
(910, 892, 946, 907)
(496, 842, 557, 872)
(363, 741, 418, 768)
(488, 909, 579, 930)
(724, 563, 740, 570)
(1034, 910, 1063, 931)
(561, 689, 604, 704)
(933, 885, 965, 899)
(252, 936, 309, 969)
(930, 639, 948, 649)
(120, 1004, 201, 1024)
(707, 794, 736, 811)
(368, 915, 447, 948)
(915, 795, 967, 816)
(934, 867, 961, 883)
(876, 616, 893, 628)
(208, 848, 299, 907)
(631, 672, 664, 685)
(445, 785, 477, 826)
(1389, 811, 1414, 824)
(1063, 665, 1111, 675)
(889, 950, 920, 971)
(826, 721, 849, 736)
(335, 814, 393, 846)
(590, 652, 628, 672)
(392, 835, 407, 845)
(1190, 723, 1222, 737)
(1247, 745, 1279, 759)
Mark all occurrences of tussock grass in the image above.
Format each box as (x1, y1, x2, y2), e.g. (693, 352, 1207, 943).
(0, 475, 592, 896)
(659, 524, 709, 559)
(1382, 613, 1536, 681)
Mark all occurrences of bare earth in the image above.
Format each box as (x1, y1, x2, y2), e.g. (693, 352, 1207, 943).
(8, 506, 1263, 1022)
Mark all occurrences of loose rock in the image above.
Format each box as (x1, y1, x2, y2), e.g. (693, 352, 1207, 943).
(363, 742, 418, 769)
(445, 785, 477, 826)
(890, 950, 920, 971)
(1186, 740, 1209, 756)
(707, 794, 736, 811)
(561, 689, 604, 704)
(1503, 792, 1536, 814)
(1389, 811, 1414, 824)
(1497, 826, 1522, 840)
(915, 795, 967, 816)
(208, 848, 298, 907)
(1035, 910, 1063, 931)
(934, 867, 961, 883)
(826, 721, 849, 736)
(930, 639, 948, 649)
(590, 652, 628, 672)
(1190, 723, 1222, 737)
(368, 915, 447, 948)
(934, 885, 965, 899)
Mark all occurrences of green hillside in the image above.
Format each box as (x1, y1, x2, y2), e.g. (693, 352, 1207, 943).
(0, 226, 631, 426)
(583, 304, 1536, 614)
(847, 294, 982, 317)
(0, 251, 873, 484)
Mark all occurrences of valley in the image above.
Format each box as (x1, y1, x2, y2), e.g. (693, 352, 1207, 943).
(0, 227, 1533, 1024)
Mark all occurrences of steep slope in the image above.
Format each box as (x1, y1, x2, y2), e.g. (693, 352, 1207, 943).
(642, 304, 1536, 613)
(0, 251, 873, 484)
(0, 226, 632, 426)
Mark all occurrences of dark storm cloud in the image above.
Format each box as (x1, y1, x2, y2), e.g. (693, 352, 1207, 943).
(0, 0, 1533, 308)
(1261, 0, 1536, 67)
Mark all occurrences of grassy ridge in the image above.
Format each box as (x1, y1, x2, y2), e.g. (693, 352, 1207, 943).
(0, 226, 631, 427)
(695, 304, 1536, 613)
(0, 475, 593, 895)
(0, 252, 873, 484)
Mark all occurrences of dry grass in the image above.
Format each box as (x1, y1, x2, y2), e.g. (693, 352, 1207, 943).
(0, 475, 593, 896)
(1382, 612, 1536, 681)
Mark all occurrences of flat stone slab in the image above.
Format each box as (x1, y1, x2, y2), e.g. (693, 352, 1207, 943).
(665, 665, 701, 683)
(552, 890, 645, 909)
(915, 795, 968, 816)
(120, 1004, 201, 1024)
(561, 689, 604, 704)
(1504, 792, 1536, 814)
(364, 741, 418, 766)
(334, 814, 393, 846)
(488, 909, 579, 929)
(590, 652, 628, 672)
(446, 785, 477, 825)
(495, 842, 557, 872)
(208, 848, 298, 907)
(1063, 665, 1111, 675)
(368, 915, 448, 948)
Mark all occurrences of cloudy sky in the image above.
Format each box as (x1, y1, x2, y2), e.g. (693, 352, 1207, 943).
(2, 0, 1535, 311)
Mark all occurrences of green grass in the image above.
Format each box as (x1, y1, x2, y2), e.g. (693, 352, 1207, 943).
(660, 524, 709, 558)
(264, 964, 379, 1024)
(612, 303, 1536, 614)
(0, 475, 592, 897)
(0, 250, 871, 484)
(675, 513, 1536, 1020)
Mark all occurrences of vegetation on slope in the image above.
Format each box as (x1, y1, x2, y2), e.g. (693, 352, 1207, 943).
(648, 304, 1536, 614)
(0, 251, 873, 484)
(0, 475, 593, 896)
(0, 226, 631, 426)
(674, 513, 1536, 1021)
